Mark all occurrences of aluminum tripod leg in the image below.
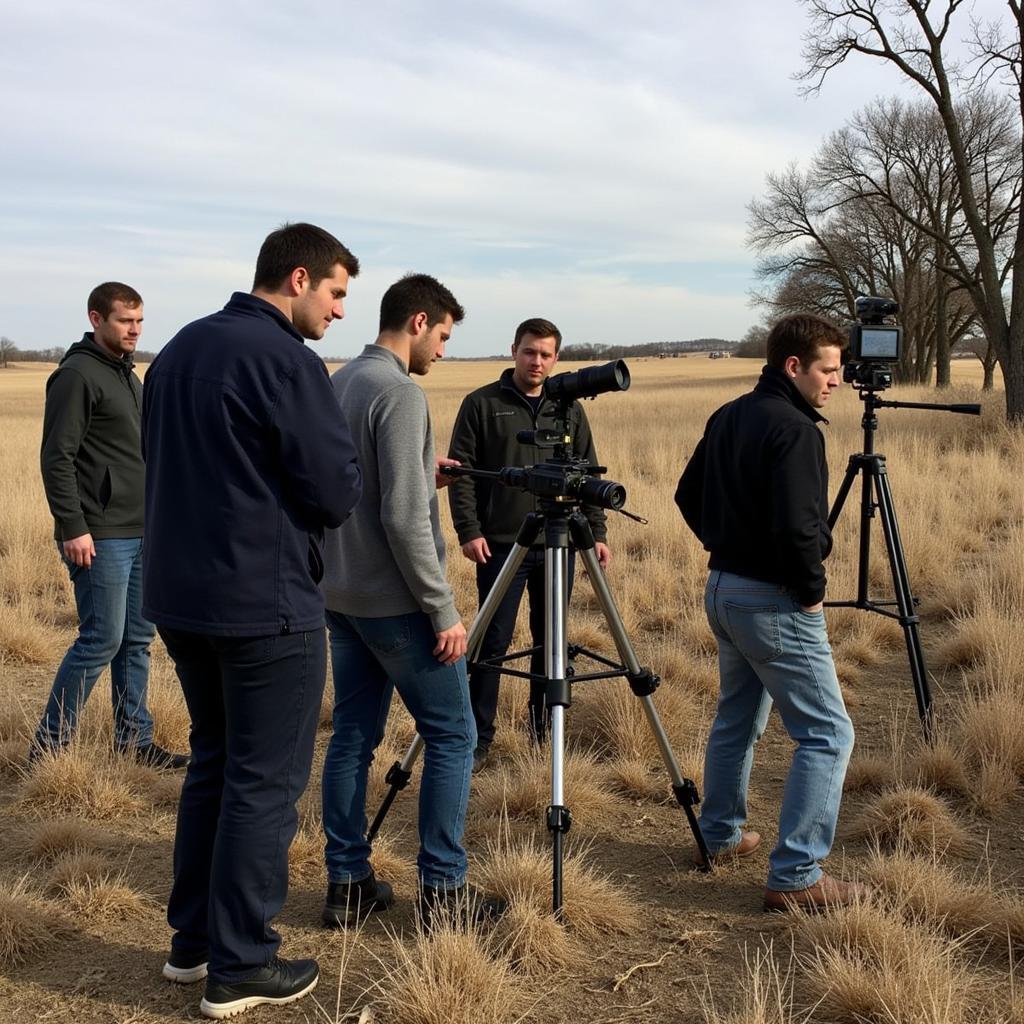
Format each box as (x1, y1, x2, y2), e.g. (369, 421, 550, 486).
(574, 536, 711, 868)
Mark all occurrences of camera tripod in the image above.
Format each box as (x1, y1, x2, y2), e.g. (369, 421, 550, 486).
(366, 500, 711, 915)
(826, 386, 980, 741)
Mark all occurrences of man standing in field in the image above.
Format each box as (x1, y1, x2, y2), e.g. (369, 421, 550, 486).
(446, 318, 610, 771)
(33, 282, 188, 769)
(675, 314, 866, 913)
(142, 223, 362, 1019)
(320, 274, 502, 931)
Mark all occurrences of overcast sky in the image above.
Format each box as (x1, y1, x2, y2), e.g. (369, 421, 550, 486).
(0, 0, 1010, 356)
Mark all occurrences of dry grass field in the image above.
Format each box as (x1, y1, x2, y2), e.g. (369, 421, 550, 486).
(2, 353, 1023, 1023)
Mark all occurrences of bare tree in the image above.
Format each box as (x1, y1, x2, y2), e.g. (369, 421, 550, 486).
(0, 336, 16, 369)
(799, 0, 1024, 419)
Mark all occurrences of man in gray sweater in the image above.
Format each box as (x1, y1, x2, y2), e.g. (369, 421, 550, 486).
(320, 273, 498, 930)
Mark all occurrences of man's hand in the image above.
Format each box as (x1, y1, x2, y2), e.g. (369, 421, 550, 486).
(435, 457, 461, 489)
(800, 602, 824, 614)
(433, 621, 467, 665)
(461, 538, 491, 564)
(63, 533, 96, 568)
(594, 542, 611, 569)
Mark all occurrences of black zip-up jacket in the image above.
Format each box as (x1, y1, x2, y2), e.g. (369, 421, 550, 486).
(40, 333, 145, 541)
(141, 292, 362, 636)
(447, 368, 607, 545)
(674, 365, 832, 606)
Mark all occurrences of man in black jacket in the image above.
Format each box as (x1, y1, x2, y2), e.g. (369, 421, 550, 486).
(33, 282, 187, 769)
(142, 223, 362, 1019)
(447, 318, 610, 769)
(676, 314, 864, 914)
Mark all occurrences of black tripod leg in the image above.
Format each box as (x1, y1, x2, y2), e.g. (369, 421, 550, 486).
(366, 734, 424, 843)
(827, 454, 860, 530)
(572, 525, 712, 870)
(873, 461, 934, 740)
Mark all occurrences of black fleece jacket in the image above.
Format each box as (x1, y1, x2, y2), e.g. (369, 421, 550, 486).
(141, 293, 362, 636)
(447, 368, 607, 546)
(40, 334, 145, 541)
(674, 365, 833, 606)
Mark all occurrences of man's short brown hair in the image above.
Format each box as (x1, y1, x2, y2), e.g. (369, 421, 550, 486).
(765, 314, 847, 370)
(513, 317, 562, 352)
(252, 222, 360, 291)
(88, 282, 142, 320)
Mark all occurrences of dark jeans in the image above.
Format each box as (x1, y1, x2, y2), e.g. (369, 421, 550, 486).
(35, 538, 155, 751)
(470, 543, 574, 751)
(159, 626, 326, 982)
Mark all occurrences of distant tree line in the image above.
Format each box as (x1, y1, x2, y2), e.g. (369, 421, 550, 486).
(560, 339, 736, 361)
(0, 339, 159, 367)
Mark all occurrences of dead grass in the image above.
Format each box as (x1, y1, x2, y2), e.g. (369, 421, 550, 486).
(60, 872, 154, 921)
(797, 899, 982, 1024)
(0, 875, 74, 968)
(373, 919, 528, 1024)
(844, 785, 972, 855)
(697, 941, 807, 1024)
(22, 817, 105, 864)
(45, 851, 111, 893)
(844, 754, 898, 794)
(20, 745, 147, 819)
(491, 899, 584, 975)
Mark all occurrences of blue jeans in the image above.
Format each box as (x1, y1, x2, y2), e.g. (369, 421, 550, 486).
(700, 571, 854, 891)
(322, 609, 475, 890)
(35, 538, 155, 751)
(160, 626, 326, 982)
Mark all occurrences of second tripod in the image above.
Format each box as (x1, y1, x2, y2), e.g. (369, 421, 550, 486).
(367, 503, 711, 915)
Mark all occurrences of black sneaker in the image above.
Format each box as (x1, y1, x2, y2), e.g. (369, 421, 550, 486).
(417, 883, 507, 933)
(321, 870, 393, 928)
(134, 744, 190, 770)
(162, 947, 209, 984)
(200, 957, 318, 1020)
(472, 747, 489, 774)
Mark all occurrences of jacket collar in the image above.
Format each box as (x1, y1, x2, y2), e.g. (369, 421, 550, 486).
(361, 343, 410, 376)
(62, 332, 136, 374)
(754, 364, 828, 425)
(226, 292, 306, 345)
(498, 366, 546, 408)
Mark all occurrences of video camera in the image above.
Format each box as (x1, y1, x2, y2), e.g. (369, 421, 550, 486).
(844, 296, 901, 390)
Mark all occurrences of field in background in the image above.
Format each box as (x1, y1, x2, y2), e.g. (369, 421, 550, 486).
(2, 355, 1024, 1023)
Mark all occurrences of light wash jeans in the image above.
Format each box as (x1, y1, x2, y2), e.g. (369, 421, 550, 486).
(34, 538, 155, 751)
(322, 609, 475, 889)
(700, 570, 854, 891)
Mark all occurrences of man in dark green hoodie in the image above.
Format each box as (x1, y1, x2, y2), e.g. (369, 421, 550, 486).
(32, 282, 187, 770)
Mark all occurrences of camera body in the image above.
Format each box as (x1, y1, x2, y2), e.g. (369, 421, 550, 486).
(845, 296, 901, 391)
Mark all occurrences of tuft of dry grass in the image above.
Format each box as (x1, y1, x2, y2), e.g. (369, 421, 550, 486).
(145, 656, 192, 754)
(491, 899, 583, 975)
(61, 872, 154, 921)
(0, 876, 74, 968)
(22, 818, 104, 864)
(45, 851, 112, 894)
(374, 918, 527, 1024)
(844, 785, 972, 854)
(843, 754, 898, 794)
(20, 745, 146, 819)
(863, 846, 1024, 944)
(798, 899, 981, 1023)
(907, 740, 971, 799)
(476, 830, 642, 940)
(697, 940, 807, 1024)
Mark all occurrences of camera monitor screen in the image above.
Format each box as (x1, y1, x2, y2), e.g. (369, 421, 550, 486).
(859, 326, 900, 360)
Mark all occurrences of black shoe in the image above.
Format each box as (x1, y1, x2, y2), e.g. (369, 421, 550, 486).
(321, 870, 393, 928)
(472, 747, 489, 774)
(417, 883, 507, 933)
(133, 744, 190, 770)
(200, 957, 318, 1020)
(162, 947, 209, 984)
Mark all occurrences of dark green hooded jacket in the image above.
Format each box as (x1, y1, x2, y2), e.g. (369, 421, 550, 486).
(40, 333, 145, 541)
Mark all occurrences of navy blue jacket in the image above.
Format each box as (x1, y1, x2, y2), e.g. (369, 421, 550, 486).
(674, 365, 832, 606)
(141, 292, 362, 636)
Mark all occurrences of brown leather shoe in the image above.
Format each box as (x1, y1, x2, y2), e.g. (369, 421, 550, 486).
(763, 872, 870, 913)
(693, 830, 761, 868)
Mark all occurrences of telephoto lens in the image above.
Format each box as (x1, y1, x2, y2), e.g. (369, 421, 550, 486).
(544, 360, 630, 403)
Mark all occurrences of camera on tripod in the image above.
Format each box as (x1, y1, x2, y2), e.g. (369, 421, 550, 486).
(844, 296, 902, 390)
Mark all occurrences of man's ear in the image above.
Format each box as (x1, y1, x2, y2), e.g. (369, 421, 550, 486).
(783, 355, 802, 378)
(87, 310, 103, 330)
(409, 311, 429, 336)
(289, 267, 311, 296)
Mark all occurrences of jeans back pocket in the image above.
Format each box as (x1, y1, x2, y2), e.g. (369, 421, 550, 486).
(723, 602, 783, 664)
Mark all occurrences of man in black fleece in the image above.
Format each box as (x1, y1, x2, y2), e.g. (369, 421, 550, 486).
(676, 314, 865, 914)
(142, 223, 362, 1019)
(33, 282, 187, 769)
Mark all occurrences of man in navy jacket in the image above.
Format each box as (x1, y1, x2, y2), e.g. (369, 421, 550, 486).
(142, 223, 362, 1019)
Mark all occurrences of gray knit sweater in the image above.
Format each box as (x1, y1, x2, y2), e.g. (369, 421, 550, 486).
(321, 345, 459, 631)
